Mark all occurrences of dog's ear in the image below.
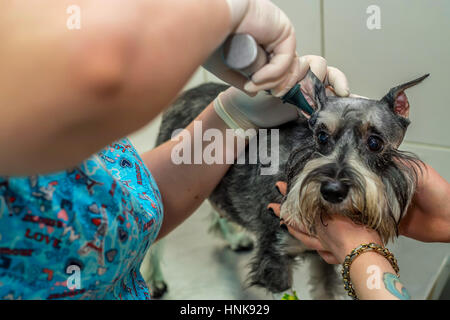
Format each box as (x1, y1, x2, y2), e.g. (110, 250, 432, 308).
(298, 69, 327, 112)
(381, 74, 429, 119)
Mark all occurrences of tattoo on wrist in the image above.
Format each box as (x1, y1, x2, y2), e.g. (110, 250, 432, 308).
(383, 272, 411, 300)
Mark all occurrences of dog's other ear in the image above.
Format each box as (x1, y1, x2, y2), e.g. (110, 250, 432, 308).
(381, 74, 430, 119)
(298, 68, 327, 112)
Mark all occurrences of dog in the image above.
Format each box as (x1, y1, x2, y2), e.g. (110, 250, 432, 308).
(141, 70, 428, 299)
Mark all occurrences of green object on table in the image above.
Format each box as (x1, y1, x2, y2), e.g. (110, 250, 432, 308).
(281, 290, 300, 300)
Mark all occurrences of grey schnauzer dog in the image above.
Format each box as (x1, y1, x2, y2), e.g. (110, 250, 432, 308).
(143, 70, 428, 299)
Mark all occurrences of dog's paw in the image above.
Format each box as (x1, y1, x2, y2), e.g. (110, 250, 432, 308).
(149, 280, 168, 299)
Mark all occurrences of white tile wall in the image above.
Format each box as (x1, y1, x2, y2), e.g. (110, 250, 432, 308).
(401, 142, 450, 181)
(323, 0, 450, 181)
(272, 0, 323, 55)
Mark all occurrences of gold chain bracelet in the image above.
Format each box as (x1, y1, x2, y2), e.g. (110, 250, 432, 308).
(341, 243, 399, 300)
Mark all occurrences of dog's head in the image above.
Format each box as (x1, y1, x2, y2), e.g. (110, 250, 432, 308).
(281, 71, 429, 242)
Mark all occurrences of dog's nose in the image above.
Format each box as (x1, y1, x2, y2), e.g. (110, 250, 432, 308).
(320, 181, 349, 204)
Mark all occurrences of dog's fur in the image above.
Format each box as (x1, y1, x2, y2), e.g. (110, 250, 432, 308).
(145, 71, 428, 298)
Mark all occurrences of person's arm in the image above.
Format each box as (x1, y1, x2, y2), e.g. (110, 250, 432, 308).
(142, 102, 242, 240)
(311, 215, 412, 300)
(348, 251, 411, 300)
(0, 0, 232, 175)
(399, 163, 450, 242)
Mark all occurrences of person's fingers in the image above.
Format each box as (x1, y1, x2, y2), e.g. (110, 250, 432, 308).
(325, 67, 350, 97)
(304, 55, 328, 82)
(246, 55, 348, 98)
(244, 73, 286, 95)
(283, 223, 326, 251)
(303, 58, 351, 98)
(250, 53, 294, 86)
(325, 85, 337, 97)
(349, 93, 370, 99)
(296, 55, 313, 80)
(267, 203, 281, 216)
(270, 56, 302, 97)
(326, 66, 350, 97)
(268, 196, 322, 251)
(244, 57, 297, 95)
(317, 251, 340, 264)
(251, 28, 297, 86)
(246, 55, 328, 95)
(275, 181, 287, 196)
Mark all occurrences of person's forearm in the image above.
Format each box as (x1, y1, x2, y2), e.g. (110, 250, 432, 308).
(400, 163, 450, 242)
(349, 252, 411, 300)
(142, 102, 246, 240)
(0, 0, 231, 175)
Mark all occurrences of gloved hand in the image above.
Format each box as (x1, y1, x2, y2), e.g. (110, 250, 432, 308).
(214, 55, 350, 130)
(204, 0, 297, 96)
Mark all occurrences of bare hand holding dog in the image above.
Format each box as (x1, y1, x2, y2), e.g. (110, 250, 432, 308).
(268, 181, 382, 265)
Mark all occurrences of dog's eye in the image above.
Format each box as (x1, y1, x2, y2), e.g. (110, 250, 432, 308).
(367, 136, 384, 152)
(317, 131, 329, 144)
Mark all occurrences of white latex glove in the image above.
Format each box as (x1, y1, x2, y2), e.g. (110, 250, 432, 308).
(204, 0, 297, 96)
(214, 55, 350, 129)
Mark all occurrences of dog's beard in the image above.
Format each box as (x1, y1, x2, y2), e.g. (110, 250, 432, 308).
(280, 154, 411, 243)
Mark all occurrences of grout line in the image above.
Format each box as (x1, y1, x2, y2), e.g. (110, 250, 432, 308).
(320, 0, 326, 58)
(403, 140, 450, 152)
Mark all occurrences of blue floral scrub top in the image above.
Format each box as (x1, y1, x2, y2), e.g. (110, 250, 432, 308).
(0, 138, 163, 299)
